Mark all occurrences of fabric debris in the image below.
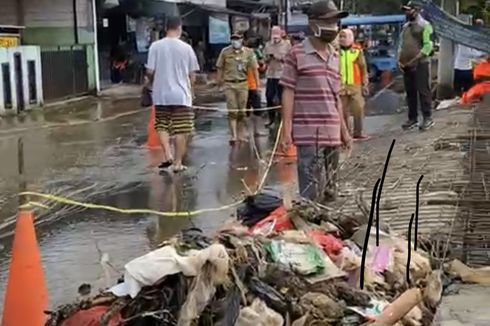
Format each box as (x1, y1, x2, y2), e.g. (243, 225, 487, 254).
(234, 298, 284, 326)
(110, 243, 229, 298)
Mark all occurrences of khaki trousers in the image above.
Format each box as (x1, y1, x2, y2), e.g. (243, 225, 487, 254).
(340, 86, 365, 138)
(225, 83, 248, 121)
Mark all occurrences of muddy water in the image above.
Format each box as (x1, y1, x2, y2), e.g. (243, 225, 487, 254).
(0, 94, 400, 309)
(0, 99, 293, 308)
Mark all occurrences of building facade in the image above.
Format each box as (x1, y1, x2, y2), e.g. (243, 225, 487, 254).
(1, 0, 98, 104)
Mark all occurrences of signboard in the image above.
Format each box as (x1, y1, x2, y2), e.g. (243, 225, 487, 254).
(0, 36, 19, 48)
(413, 0, 490, 53)
(135, 18, 151, 52)
(209, 14, 230, 44)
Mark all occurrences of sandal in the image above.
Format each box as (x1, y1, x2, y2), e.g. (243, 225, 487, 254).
(173, 165, 188, 173)
(158, 160, 173, 169)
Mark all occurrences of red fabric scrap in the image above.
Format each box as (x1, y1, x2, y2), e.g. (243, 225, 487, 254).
(308, 230, 344, 259)
(61, 305, 122, 326)
(249, 206, 293, 235)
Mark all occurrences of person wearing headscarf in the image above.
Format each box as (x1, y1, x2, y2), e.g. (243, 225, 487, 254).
(338, 28, 369, 140)
(264, 26, 291, 127)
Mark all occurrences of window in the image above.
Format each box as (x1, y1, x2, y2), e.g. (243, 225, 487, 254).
(27, 60, 37, 103)
(2, 63, 12, 109)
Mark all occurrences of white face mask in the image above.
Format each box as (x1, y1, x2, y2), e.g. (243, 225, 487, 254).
(231, 40, 242, 49)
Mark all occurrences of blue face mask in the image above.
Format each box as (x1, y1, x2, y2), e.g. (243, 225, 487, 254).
(232, 40, 242, 49)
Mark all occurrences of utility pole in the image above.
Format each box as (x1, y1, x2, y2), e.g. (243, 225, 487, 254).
(284, 0, 289, 32)
(92, 0, 101, 93)
(18, 137, 27, 207)
(436, 0, 458, 99)
(16, 0, 25, 26)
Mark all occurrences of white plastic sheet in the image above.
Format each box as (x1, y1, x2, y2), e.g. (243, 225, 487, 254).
(110, 244, 229, 298)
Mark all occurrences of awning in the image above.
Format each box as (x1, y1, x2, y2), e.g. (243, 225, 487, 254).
(187, 3, 251, 17)
(227, 0, 277, 8)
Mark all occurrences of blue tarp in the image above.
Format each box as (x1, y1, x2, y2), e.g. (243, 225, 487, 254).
(288, 14, 406, 33)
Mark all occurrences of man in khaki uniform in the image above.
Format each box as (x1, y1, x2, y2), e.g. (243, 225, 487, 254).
(217, 32, 259, 143)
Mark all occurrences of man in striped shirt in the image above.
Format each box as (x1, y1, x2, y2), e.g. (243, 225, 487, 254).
(280, 0, 352, 202)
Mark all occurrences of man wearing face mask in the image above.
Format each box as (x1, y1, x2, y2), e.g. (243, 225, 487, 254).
(217, 33, 259, 143)
(264, 26, 291, 127)
(280, 0, 351, 203)
(398, 1, 435, 131)
(339, 28, 369, 141)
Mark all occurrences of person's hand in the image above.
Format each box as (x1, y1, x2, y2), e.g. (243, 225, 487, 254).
(217, 79, 224, 90)
(341, 130, 352, 151)
(362, 85, 370, 97)
(280, 129, 292, 153)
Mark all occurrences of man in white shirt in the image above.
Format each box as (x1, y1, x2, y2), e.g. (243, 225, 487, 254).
(454, 44, 486, 96)
(146, 17, 200, 172)
(454, 20, 486, 96)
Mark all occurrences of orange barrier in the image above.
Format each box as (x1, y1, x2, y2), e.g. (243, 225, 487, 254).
(146, 106, 160, 149)
(461, 82, 490, 104)
(474, 60, 490, 81)
(2, 210, 48, 326)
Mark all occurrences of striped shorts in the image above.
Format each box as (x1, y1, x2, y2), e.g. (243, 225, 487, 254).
(155, 105, 194, 135)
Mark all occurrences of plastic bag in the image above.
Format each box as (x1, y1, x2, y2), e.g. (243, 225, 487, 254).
(237, 192, 283, 227)
(265, 240, 326, 275)
(249, 206, 293, 236)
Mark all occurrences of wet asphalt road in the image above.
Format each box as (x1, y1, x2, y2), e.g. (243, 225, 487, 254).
(0, 90, 401, 308)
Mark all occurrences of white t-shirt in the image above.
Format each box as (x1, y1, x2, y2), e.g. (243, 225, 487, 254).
(146, 37, 200, 107)
(454, 44, 485, 71)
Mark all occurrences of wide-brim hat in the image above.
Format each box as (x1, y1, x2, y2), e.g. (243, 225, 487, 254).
(401, 1, 421, 11)
(307, 0, 349, 20)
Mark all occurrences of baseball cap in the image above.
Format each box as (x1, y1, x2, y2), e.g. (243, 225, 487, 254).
(307, 0, 348, 20)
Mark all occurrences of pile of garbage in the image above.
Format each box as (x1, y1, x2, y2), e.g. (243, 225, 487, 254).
(46, 192, 444, 326)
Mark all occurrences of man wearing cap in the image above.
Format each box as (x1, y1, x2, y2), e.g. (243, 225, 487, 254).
(264, 26, 291, 127)
(217, 33, 260, 143)
(280, 0, 352, 202)
(398, 1, 435, 131)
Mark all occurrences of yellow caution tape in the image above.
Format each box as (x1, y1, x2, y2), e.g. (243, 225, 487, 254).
(18, 118, 285, 217)
(19, 191, 244, 217)
(19, 201, 51, 210)
(193, 105, 281, 113)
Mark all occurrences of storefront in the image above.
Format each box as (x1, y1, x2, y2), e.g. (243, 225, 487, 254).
(0, 25, 22, 48)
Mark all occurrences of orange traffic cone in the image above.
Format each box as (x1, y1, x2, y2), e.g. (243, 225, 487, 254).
(276, 144, 297, 159)
(381, 70, 392, 88)
(3, 210, 48, 326)
(275, 129, 297, 159)
(146, 106, 160, 149)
